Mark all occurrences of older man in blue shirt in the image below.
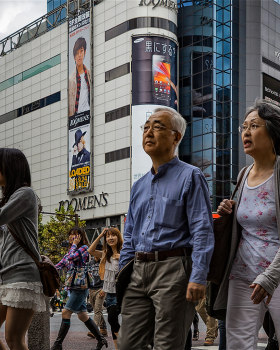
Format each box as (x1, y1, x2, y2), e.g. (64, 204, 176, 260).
(119, 107, 214, 350)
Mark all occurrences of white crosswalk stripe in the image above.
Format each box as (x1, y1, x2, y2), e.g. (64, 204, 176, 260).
(191, 343, 266, 350)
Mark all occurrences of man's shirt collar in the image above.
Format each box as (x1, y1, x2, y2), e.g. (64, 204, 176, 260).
(151, 156, 179, 178)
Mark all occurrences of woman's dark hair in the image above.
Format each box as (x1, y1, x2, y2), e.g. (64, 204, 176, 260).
(245, 99, 280, 155)
(73, 37, 87, 57)
(68, 226, 89, 248)
(0, 148, 31, 207)
(102, 227, 123, 263)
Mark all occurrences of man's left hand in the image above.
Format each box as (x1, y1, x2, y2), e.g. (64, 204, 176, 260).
(186, 282, 205, 302)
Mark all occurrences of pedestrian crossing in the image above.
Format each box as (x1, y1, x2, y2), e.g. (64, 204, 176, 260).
(192, 343, 266, 349)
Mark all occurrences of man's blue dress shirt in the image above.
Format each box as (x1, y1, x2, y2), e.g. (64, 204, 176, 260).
(119, 157, 214, 285)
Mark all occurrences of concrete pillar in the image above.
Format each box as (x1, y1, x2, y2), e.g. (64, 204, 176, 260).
(28, 297, 50, 350)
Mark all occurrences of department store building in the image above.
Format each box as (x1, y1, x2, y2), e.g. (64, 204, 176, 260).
(0, 0, 280, 238)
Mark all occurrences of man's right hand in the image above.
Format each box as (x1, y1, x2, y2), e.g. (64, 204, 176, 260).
(217, 199, 235, 216)
(186, 282, 205, 302)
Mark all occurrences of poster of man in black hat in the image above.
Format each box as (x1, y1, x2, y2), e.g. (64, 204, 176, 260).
(71, 128, 90, 166)
(69, 126, 91, 192)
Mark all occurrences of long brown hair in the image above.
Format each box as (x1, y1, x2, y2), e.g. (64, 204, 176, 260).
(68, 226, 89, 249)
(101, 227, 123, 263)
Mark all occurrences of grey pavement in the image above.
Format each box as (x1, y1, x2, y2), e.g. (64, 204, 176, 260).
(0, 311, 268, 350)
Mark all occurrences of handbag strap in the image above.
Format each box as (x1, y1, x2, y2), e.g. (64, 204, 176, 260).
(8, 225, 40, 265)
(230, 166, 248, 200)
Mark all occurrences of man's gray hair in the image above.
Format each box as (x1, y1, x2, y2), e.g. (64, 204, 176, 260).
(244, 99, 280, 155)
(153, 107, 187, 146)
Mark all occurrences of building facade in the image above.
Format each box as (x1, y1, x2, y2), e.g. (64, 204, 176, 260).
(0, 0, 178, 238)
(1, 0, 280, 237)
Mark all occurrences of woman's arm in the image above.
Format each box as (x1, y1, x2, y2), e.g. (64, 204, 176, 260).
(55, 255, 67, 270)
(251, 246, 280, 303)
(87, 229, 106, 258)
(67, 245, 89, 261)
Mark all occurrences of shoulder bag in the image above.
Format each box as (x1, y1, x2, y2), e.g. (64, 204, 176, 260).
(65, 250, 95, 289)
(206, 167, 247, 320)
(207, 166, 247, 284)
(9, 226, 60, 297)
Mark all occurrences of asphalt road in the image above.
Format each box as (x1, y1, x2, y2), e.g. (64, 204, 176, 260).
(0, 311, 268, 350)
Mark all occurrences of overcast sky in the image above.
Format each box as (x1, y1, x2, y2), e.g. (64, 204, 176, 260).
(0, 0, 47, 40)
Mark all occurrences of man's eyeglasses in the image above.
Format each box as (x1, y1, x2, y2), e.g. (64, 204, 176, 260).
(238, 123, 266, 133)
(140, 124, 177, 134)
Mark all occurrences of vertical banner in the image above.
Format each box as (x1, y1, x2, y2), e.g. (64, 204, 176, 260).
(131, 36, 178, 184)
(68, 11, 92, 193)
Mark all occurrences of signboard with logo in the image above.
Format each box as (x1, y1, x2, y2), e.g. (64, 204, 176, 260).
(68, 11, 92, 193)
(131, 36, 178, 184)
(263, 73, 280, 106)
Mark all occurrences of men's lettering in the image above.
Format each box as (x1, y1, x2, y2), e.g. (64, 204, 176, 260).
(138, 0, 177, 12)
(59, 193, 109, 212)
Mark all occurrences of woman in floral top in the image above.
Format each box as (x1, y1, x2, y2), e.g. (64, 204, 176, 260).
(51, 226, 107, 350)
(218, 100, 280, 349)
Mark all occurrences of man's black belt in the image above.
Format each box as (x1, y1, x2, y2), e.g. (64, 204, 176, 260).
(135, 247, 192, 262)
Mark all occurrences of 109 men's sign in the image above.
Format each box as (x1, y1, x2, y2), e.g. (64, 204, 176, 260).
(139, 0, 178, 12)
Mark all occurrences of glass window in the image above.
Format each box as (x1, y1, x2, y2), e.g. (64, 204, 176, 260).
(0, 55, 60, 92)
(22, 55, 61, 81)
(223, 9, 231, 23)
(192, 151, 203, 167)
(224, 25, 231, 39)
(14, 73, 23, 85)
(0, 77, 14, 92)
(192, 136, 202, 152)
(48, 1, 54, 11)
(203, 118, 213, 133)
(193, 119, 203, 136)
(203, 164, 213, 180)
(105, 63, 130, 82)
(203, 133, 212, 149)
(105, 17, 177, 41)
(224, 40, 231, 55)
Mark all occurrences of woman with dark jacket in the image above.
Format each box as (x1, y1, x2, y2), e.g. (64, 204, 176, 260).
(51, 226, 107, 350)
(217, 100, 280, 349)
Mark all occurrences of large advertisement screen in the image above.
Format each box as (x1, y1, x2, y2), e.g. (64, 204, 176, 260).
(263, 73, 280, 106)
(132, 36, 178, 184)
(68, 11, 92, 193)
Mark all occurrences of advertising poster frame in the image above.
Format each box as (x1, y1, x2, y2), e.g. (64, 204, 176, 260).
(131, 35, 178, 184)
(263, 73, 280, 106)
(68, 10, 92, 194)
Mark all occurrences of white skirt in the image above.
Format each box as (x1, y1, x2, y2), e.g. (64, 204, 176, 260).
(0, 282, 46, 312)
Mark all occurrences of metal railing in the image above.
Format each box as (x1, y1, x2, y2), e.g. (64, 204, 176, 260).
(0, 4, 67, 56)
(0, 0, 99, 57)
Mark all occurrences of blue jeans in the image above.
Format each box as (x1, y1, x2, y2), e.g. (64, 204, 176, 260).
(64, 289, 89, 314)
(218, 319, 226, 350)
